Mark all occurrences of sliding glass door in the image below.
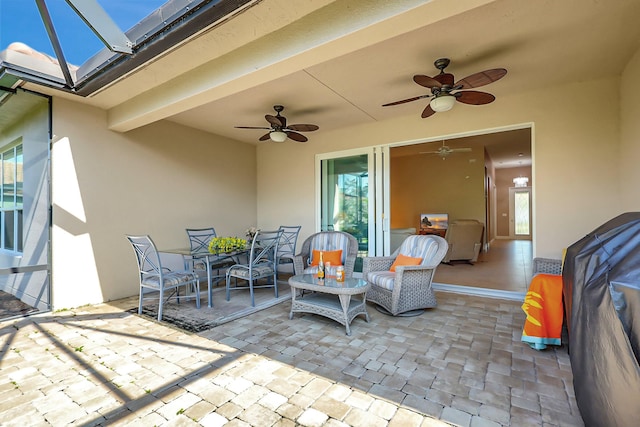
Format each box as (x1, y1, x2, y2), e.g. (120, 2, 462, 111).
(317, 147, 387, 273)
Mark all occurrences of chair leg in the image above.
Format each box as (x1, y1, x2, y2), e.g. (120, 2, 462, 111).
(138, 286, 144, 315)
(273, 272, 278, 298)
(226, 273, 232, 302)
(193, 277, 201, 309)
(249, 279, 255, 307)
(157, 288, 164, 321)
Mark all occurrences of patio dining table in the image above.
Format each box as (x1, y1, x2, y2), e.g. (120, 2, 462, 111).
(160, 248, 248, 308)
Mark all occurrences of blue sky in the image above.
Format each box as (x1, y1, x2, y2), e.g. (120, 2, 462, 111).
(0, 0, 166, 66)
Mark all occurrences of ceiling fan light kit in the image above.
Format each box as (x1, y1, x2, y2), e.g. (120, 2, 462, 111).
(430, 94, 456, 112)
(269, 130, 288, 142)
(383, 57, 507, 118)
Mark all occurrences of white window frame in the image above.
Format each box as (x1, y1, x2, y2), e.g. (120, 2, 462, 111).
(0, 143, 23, 253)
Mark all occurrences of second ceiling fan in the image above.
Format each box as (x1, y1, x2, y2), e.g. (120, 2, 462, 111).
(420, 140, 472, 159)
(235, 105, 319, 142)
(383, 58, 507, 118)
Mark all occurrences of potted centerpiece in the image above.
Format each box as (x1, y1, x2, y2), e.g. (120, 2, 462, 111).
(208, 236, 248, 254)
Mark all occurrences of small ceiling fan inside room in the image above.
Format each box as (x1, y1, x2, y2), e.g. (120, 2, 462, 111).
(235, 105, 319, 142)
(382, 58, 507, 118)
(420, 141, 472, 159)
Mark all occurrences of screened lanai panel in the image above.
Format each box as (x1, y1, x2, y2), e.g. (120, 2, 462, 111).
(0, 88, 50, 317)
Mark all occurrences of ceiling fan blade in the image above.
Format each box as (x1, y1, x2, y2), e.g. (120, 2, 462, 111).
(287, 124, 319, 132)
(419, 150, 440, 154)
(286, 131, 308, 142)
(450, 147, 472, 153)
(455, 90, 496, 105)
(382, 94, 431, 107)
(235, 126, 271, 129)
(413, 75, 442, 89)
(421, 104, 436, 118)
(259, 133, 271, 141)
(455, 68, 507, 89)
(265, 114, 284, 127)
(433, 72, 454, 86)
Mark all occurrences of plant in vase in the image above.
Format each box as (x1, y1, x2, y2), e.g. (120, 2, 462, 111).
(208, 236, 248, 254)
(245, 227, 259, 241)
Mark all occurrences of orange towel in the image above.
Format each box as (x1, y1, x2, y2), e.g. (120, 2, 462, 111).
(521, 273, 563, 350)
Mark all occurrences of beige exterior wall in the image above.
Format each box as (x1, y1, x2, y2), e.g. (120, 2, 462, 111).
(257, 76, 620, 260)
(51, 99, 257, 308)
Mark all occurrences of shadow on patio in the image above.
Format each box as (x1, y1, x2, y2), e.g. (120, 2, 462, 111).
(0, 290, 583, 426)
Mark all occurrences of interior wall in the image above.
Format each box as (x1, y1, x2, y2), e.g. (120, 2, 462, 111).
(495, 166, 532, 236)
(51, 98, 257, 309)
(390, 147, 485, 229)
(258, 76, 621, 260)
(620, 45, 640, 211)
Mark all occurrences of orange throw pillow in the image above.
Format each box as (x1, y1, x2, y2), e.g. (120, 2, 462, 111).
(390, 254, 423, 272)
(311, 249, 343, 266)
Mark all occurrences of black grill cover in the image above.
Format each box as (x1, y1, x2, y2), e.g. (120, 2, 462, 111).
(562, 212, 640, 427)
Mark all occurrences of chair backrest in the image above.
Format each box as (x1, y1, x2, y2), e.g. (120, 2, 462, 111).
(249, 229, 283, 267)
(395, 234, 448, 267)
(277, 225, 301, 258)
(299, 231, 359, 277)
(308, 231, 353, 265)
(186, 227, 217, 253)
(126, 235, 163, 278)
(443, 220, 484, 260)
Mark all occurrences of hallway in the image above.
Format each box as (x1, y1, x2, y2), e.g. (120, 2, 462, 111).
(434, 240, 533, 293)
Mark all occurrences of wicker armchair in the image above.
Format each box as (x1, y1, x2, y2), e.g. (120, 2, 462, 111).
(363, 234, 448, 316)
(293, 231, 358, 278)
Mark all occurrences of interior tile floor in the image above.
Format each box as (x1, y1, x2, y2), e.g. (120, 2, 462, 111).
(0, 288, 584, 427)
(434, 240, 533, 293)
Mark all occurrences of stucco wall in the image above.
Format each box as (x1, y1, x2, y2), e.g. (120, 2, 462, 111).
(620, 46, 640, 211)
(51, 98, 257, 308)
(257, 77, 621, 260)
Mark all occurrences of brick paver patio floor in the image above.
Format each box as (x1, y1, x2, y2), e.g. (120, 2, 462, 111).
(0, 291, 584, 426)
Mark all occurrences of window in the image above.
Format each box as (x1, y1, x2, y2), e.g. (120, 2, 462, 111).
(1, 144, 23, 252)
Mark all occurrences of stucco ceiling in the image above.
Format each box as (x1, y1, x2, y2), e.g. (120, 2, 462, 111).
(18, 0, 640, 167)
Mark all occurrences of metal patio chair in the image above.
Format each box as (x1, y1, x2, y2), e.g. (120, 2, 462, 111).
(276, 225, 301, 278)
(126, 234, 200, 321)
(226, 229, 283, 307)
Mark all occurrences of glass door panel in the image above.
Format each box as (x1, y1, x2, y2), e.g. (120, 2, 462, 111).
(514, 191, 530, 235)
(319, 151, 373, 273)
(509, 187, 532, 239)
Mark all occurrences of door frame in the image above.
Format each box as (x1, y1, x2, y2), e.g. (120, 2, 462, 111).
(316, 147, 378, 259)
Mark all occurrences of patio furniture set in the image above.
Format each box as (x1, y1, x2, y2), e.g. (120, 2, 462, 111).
(126, 227, 451, 335)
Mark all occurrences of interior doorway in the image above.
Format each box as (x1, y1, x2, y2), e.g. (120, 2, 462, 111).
(388, 126, 532, 294)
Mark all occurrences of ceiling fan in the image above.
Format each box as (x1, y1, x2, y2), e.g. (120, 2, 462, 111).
(235, 105, 319, 142)
(420, 141, 472, 159)
(383, 58, 507, 118)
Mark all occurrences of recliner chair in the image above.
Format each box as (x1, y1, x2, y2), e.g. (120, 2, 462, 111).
(442, 219, 484, 264)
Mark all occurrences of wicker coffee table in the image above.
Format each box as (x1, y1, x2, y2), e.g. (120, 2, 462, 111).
(288, 274, 370, 335)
